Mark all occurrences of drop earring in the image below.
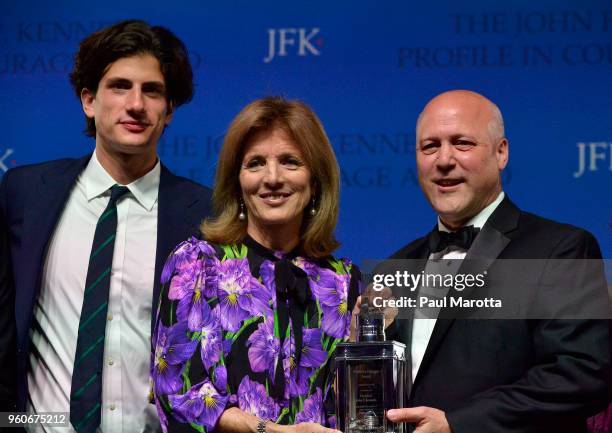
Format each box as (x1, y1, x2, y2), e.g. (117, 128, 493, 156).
(238, 200, 246, 221)
(309, 197, 317, 216)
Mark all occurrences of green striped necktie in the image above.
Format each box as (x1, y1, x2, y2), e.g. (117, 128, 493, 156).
(70, 184, 129, 433)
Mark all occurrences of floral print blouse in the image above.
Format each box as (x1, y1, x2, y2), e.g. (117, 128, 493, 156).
(152, 236, 360, 432)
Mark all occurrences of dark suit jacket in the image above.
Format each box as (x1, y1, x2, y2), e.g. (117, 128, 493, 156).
(389, 196, 611, 433)
(0, 207, 16, 411)
(0, 155, 213, 411)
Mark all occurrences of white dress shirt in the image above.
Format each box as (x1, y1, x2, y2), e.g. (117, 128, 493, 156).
(27, 151, 161, 432)
(411, 191, 505, 381)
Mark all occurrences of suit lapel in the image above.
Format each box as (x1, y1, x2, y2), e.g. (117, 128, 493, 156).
(463, 197, 519, 266)
(18, 156, 89, 346)
(412, 197, 519, 389)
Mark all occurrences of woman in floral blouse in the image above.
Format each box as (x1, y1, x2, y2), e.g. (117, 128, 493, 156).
(153, 97, 360, 433)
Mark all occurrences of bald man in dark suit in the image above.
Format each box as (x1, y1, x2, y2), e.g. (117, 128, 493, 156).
(385, 90, 611, 433)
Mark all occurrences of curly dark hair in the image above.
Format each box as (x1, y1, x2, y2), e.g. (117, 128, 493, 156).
(69, 20, 194, 137)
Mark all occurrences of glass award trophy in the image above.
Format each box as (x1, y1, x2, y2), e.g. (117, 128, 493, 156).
(335, 299, 406, 433)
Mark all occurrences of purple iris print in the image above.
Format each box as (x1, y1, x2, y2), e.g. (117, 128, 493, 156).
(293, 257, 320, 279)
(154, 396, 169, 433)
(309, 269, 351, 339)
(247, 318, 280, 381)
(199, 305, 222, 370)
(168, 257, 202, 301)
(171, 261, 210, 331)
(320, 302, 350, 339)
(259, 260, 277, 309)
(161, 237, 216, 284)
(296, 387, 324, 424)
(213, 364, 228, 391)
(283, 331, 310, 398)
(202, 251, 221, 299)
(217, 258, 270, 332)
(282, 325, 327, 398)
(310, 268, 347, 306)
(237, 376, 280, 421)
(153, 322, 198, 395)
(300, 328, 327, 368)
(222, 338, 233, 356)
(168, 379, 228, 429)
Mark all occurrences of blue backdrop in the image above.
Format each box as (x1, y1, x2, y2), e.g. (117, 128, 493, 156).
(1, 0, 610, 263)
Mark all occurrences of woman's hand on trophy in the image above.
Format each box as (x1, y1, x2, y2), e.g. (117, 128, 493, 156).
(349, 285, 399, 341)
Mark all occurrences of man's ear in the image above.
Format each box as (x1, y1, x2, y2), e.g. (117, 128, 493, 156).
(81, 88, 95, 118)
(497, 138, 509, 170)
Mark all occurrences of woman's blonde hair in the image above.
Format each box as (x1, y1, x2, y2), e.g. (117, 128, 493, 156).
(201, 96, 340, 258)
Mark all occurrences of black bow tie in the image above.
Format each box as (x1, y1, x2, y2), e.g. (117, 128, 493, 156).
(428, 225, 480, 253)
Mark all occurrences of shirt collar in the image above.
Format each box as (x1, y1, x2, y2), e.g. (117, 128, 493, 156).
(84, 150, 160, 212)
(438, 191, 505, 233)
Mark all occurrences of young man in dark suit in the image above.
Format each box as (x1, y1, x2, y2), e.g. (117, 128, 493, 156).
(385, 90, 610, 433)
(0, 21, 212, 432)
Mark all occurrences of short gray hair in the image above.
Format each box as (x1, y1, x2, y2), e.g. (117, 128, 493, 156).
(487, 102, 505, 142)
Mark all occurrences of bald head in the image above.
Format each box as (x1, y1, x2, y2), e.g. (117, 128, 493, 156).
(417, 90, 505, 143)
(415, 89, 509, 229)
